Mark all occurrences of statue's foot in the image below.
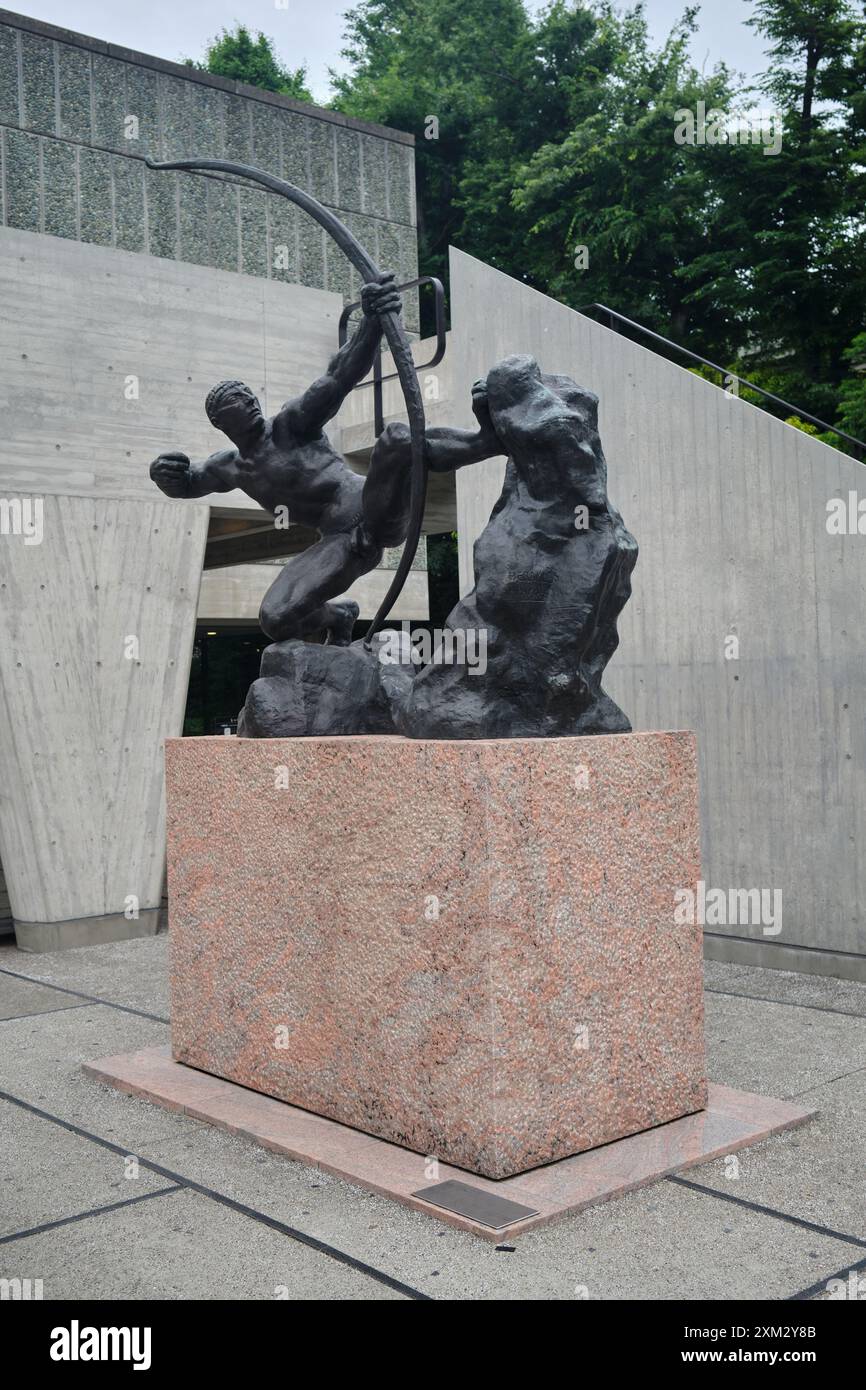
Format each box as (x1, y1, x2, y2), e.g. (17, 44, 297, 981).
(323, 599, 360, 646)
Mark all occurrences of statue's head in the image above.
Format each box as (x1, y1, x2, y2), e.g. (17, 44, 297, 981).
(205, 380, 264, 445)
(484, 354, 542, 408)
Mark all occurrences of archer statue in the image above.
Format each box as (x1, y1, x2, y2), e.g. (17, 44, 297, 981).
(144, 157, 636, 741)
(149, 272, 502, 645)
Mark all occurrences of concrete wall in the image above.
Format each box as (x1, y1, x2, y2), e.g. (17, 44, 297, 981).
(0, 861, 12, 936)
(0, 5, 423, 949)
(0, 492, 208, 949)
(0, 8, 419, 328)
(448, 248, 866, 981)
(0, 226, 427, 947)
(0, 224, 340, 513)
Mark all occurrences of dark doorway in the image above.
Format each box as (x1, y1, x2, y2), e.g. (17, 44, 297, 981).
(184, 627, 269, 735)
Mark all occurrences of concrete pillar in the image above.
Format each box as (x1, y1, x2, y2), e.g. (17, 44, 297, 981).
(0, 493, 208, 949)
(0, 224, 341, 948)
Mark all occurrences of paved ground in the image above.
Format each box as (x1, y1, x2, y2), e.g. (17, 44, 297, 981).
(1, 934, 864, 1301)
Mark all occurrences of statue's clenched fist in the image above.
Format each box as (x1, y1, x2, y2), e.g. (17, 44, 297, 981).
(361, 271, 402, 320)
(150, 452, 192, 498)
(471, 378, 496, 437)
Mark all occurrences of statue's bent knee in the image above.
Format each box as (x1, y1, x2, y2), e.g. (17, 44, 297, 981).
(259, 594, 295, 642)
(377, 421, 411, 458)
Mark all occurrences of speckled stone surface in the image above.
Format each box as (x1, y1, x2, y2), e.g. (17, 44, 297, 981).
(20, 30, 55, 135)
(4, 129, 40, 233)
(78, 146, 113, 246)
(0, 26, 19, 128)
(112, 156, 146, 253)
(92, 54, 127, 151)
(42, 140, 77, 240)
(58, 44, 93, 144)
(166, 732, 708, 1179)
(0, 13, 417, 305)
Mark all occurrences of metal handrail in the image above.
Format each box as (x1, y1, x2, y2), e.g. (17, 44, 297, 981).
(578, 302, 866, 458)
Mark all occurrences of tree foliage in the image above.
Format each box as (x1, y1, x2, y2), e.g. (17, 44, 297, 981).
(332, 0, 866, 451)
(189, 24, 313, 103)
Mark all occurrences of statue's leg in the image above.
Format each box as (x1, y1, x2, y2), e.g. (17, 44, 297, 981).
(360, 422, 413, 548)
(258, 531, 378, 644)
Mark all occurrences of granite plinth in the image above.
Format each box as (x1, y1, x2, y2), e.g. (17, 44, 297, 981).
(165, 731, 707, 1179)
(84, 1045, 815, 1242)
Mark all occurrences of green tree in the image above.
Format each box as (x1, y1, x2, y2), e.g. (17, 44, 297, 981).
(835, 332, 866, 442)
(510, 0, 866, 442)
(332, 0, 866, 447)
(512, 6, 744, 361)
(332, 2, 746, 356)
(724, 0, 866, 394)
(332, 0, 532, 286)
(188, 24, 313, 102)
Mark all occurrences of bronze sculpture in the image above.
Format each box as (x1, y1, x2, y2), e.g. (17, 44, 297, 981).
(146, 159, 637, 739)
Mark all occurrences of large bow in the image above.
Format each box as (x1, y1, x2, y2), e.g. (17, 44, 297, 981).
(146, 156, 427, 648)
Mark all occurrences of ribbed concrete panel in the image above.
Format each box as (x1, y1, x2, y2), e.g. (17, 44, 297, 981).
(449, 247, 866, 976)
(0, 493, 208, 929)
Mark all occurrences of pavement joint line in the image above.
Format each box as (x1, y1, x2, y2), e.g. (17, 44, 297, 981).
(788, 1063, 866, 1099)
(0, 1002, 93, 1022)
(666, 1176, 866, 1250)
(0, 966, 169, 1024)
(0, 1185, 184, 1245)
(787, 1249, 866, 1301)
(704, 986, 866, 1021)
(0, 1086, 432, 1301)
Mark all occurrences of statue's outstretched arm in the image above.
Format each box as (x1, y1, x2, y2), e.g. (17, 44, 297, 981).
(426, 379, 503, 472)
(274, 274, 402, 442)
(425, 427, 503, 472)
(150, 448, 241, 499)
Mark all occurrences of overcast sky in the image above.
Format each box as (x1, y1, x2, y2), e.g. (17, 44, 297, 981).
(16, 0, 770, 105)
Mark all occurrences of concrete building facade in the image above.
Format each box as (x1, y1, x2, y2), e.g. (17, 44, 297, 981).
(338, 251, 866, 980)
(0, 10, 426, 950)
(0, 7, 419, 325)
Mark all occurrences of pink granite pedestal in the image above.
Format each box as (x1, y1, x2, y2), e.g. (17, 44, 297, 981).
(163, 731, 708, 1180)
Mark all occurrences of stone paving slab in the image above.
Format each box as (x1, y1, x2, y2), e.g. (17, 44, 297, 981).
(0, 1099, 171, 1238)
(0, 1187, 408, 1301)
(684, 1070, 866, 1240)
(703, 990, 866, 1097)
(0, 935, 170, 1018)
(703, 958, 866, 1018)
(540, 1177, 862, 1302)
(0, 1004, 181, 1152)
(0, 972, 89, 1020)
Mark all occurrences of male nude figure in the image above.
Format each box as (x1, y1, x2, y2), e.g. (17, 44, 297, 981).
(150, 272, 503, 644)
